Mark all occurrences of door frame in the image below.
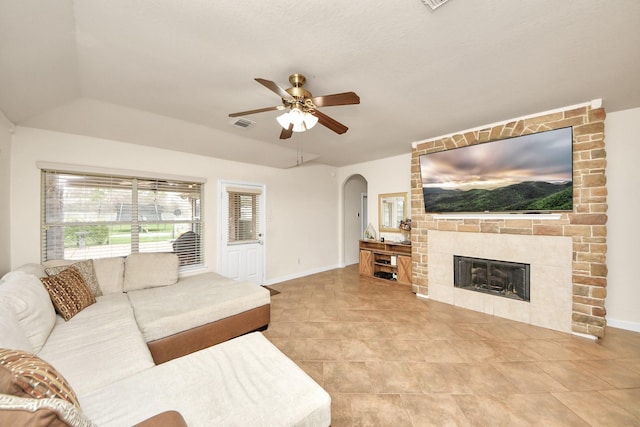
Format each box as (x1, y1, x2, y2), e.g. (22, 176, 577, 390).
(217, 180, 266, 285)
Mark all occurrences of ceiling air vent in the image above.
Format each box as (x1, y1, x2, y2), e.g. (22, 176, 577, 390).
(420, 0, 451, 10)
(230, 118, 255, 129)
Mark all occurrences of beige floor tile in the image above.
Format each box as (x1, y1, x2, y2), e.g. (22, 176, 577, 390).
(454, 393, 531, 426)
(323, 361, 372, 393)
(599, 388, 640, 419)
(329, 393, 355, 427)
(449, 339, 503, 362)
(410, 363, 473, 394)
(522, 339, 590, 360)
(304, 338, 344, 361)
(452, 363, 519, 394)
(263, 265, 640, 426)
(289, 321, 325, 338)
(341, 338, 384, 361)
(491, 361, 569, 393)
(487, 340, 545, 361)
(401, 393, 470, 426)
(296, 360, 324, 388)
(322, 321, 361, 339)
(348, 393, 413, 427)
(414, 340, 467, 363)
(613, 357, 640, 376)
(535, 360, 613, 391)
(354, 322, 392, 340)
(552, 390, 639, 425)
(573, 358, 640, 388)
(366, 361, 422, 393)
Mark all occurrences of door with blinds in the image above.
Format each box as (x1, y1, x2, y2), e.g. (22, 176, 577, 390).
(218, 181, 265, 285)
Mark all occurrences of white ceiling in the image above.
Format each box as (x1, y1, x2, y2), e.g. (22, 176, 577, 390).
(1, 0, 639, 168)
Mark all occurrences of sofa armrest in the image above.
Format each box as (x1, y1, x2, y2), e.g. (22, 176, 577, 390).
(132, 411, 187, 427)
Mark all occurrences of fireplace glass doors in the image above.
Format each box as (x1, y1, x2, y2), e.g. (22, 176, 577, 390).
(454, 256, 530, 302)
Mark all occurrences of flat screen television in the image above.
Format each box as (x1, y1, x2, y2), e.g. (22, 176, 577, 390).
(419, 126, 573, 213)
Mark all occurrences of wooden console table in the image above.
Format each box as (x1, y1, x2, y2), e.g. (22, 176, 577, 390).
(359, 240, 412, 285)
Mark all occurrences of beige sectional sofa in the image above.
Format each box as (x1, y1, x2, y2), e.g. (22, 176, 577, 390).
(0, 253, 331, 426)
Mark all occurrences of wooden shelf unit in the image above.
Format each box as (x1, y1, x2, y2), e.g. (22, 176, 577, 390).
(359, 240, 412, 285)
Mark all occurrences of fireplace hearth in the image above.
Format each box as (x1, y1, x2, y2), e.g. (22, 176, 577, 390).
(454, 255, 530, 301)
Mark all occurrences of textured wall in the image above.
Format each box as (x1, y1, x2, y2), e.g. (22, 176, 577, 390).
(410, 105, 608, 338)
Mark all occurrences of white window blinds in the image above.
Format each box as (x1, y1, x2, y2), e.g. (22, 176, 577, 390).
(225, 187, 262, 243)
(41, 170, 203, 268)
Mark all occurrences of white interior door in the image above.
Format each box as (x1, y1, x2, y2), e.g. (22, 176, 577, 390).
(218, 181, 265, 285)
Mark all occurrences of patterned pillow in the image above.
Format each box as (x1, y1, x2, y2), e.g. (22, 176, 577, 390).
(45, 260, 103, 297)
(0, 349, 80, 408)
(0, 393, 95, 427)
(40, 267, 96, 321)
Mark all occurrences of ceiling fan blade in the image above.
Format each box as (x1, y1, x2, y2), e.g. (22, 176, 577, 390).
(313, 110, 348, 134)
(279, 123, 293, 139)
(229, 106, 283, 117)
(311, 92, 360, 107)
(255, 78, 294, 100)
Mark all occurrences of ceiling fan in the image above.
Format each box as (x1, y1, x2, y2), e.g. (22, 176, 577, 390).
(229, 73, 360, 139)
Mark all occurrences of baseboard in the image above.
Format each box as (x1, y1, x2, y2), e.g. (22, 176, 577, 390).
(606, 318, 640, 333)
(264, 264, 342, 286)
(572, 331, 598, 341)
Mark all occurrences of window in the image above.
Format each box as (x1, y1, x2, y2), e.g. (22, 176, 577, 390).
(226, 187, 262, 243)
(42, 170, 203, 269)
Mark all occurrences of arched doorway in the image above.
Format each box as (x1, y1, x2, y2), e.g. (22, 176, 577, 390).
(343, 174, 367, 266)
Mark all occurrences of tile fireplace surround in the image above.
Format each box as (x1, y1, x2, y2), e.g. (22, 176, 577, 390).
(427, 230, 573, 333)
(410, 101, 608, 338)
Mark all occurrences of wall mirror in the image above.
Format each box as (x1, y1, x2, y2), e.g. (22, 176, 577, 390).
(378, 192, 407, 232)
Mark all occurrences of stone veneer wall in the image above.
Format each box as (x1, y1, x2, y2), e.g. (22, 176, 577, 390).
(410, 104, 608, 338)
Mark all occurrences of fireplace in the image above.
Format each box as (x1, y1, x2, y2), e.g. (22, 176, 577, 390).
(426, 231, 573, 333)
(454, 256, 530, 301)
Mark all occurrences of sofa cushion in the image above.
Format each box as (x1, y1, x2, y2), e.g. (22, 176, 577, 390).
(37, 294, 155, 397)
(45, 260, 102, 297)
(0, 303, 33, 352)
(127, 272, 270, 342)
(45, 258, 126, 296)
(15, 263, 47, 278)
(92, 257, 125, 295)
(80, 332, 331, 427)
(0, 349, 79, 408)
(123, 253, 179, 292)
(0, 394, 96, 427)
(0, 271, 56, 353)
(40, 267, 96, 321)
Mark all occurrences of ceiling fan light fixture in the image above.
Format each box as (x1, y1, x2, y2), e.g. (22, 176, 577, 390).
(292, 122, 307, 133)
(276, 112, 291, 129)
(288, 107, 305, 126)
(303, 112, 318, 129)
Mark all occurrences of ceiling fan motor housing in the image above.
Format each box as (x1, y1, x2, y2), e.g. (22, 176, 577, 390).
(285, 74, 312, 101)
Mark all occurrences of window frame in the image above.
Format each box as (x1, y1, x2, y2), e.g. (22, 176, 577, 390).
(40, 167, 205, 270)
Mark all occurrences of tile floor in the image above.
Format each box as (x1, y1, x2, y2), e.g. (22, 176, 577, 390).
(263, 265, 640, 426)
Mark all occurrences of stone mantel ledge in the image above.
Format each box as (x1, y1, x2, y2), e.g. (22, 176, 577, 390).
(433, 213, 562, 220)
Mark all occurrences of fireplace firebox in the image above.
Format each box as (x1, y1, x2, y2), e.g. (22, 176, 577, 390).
(454, 256, 530, 302)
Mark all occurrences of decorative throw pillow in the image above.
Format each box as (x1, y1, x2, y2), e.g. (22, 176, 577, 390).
(0, 393, 96, 427)
(45, 260, 102, 297)
(40, 267, 96, 321)
(0, 349, 80, 408)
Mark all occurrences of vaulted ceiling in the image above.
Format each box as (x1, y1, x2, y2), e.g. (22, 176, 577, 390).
(1, 1, 639, 168)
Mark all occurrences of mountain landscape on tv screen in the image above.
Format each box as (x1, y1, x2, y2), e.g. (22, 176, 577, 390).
(423, 181, 573, 213)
